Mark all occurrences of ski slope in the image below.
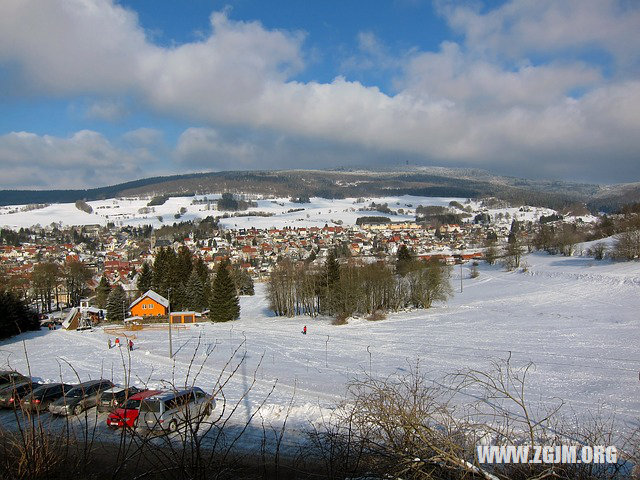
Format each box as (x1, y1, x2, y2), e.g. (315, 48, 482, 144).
(1, 250, 638, 447)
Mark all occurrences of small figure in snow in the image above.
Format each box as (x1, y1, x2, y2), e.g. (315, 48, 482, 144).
(115, 337, 120, 348)
(128, 339, 134, 351)
(107, 338, 112, 349)
(302, 325, 307, 335)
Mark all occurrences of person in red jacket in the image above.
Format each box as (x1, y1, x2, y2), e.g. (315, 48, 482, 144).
(128, 339, 134, 351)
(302, 325, 307, 335)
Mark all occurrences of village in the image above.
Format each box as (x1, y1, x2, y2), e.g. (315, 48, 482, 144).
(0, 208, 510, 323)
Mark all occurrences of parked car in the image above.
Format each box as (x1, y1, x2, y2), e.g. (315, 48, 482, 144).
(106, 389, 160, 428)
(21, 383, 73, 412)
(48, 380, 114, 416)
(137, 387, 215, 434)
(97, 386, 140, 413)
(0, 370, 29, 388)
(0, 380, 35, 408)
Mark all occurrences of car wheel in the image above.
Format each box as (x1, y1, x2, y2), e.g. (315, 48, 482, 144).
(73, 404, 83, 416)
(168, 419, 178, 433)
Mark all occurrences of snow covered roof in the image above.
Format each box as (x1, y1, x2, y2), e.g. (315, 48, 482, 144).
(129, 290, 169, 309)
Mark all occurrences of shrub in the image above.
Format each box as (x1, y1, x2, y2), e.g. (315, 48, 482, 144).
(332, 312, 349, 325)
(366, 310, 387, 321)
(587, 242, 607, 260)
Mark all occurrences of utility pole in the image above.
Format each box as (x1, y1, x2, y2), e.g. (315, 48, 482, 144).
(168, 288, 173, 359)
(325, 335, 329, 368)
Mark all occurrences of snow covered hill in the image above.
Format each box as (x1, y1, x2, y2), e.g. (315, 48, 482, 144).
(0, 194, 560, 230)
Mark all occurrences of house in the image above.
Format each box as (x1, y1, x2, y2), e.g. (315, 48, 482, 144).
(129, 290, 169, 317)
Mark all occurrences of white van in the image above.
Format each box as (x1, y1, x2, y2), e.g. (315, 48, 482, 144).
(137, 387, 214, 434)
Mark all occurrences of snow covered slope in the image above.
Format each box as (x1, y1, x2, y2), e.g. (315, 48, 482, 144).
(1, 250, 637, 443)
(0, 193, 566, 230)
(0, 194, 455, 229)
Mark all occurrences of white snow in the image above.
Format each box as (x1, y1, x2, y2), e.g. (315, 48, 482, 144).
(1, 249, 638, 448)
(0, 195, 464, 229)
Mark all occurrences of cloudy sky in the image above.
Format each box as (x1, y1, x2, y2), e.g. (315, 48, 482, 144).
(1, 0, 639, 189)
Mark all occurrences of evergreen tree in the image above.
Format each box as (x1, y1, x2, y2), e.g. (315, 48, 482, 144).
(185, 269, 204, 311)
(326, 249, 340, 286)
(152, 247, 172, 297)
(324, 249, 342, 314)
(174, 246, 193, 280)
(508, 219, 521, 244)
(106, 285, 127, 323)
(209, 260, 240, 322)
(396, 244, 413, 276)
(95, 276, 111, 309)
(193, 257, 212, 308)
(136, 262, 153, 294)
(0, 289, 39, 340)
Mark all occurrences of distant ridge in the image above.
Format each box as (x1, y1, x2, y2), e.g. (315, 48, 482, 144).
(0, 167, 637, 212)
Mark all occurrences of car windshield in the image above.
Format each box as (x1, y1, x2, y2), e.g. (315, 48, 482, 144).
(122, 399, 141, 410)
(139, 399, 161, 413)
(31, 385, 49, 396)
(66, 388, 85, 398)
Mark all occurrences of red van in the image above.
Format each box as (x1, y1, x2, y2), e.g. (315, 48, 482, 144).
(106, 389, 160, 428)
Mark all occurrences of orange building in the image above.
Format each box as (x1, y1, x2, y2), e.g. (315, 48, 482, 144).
(129, 290, 169, 317)
(170, 311, 197, 324)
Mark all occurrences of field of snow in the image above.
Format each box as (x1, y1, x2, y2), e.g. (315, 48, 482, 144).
(1, 194, 469, 229)
(1, 249, 638, 449)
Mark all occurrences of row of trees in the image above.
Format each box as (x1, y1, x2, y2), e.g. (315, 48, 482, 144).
(143, 247, 253, 313)
(98, 248, 247, 323)
(268, 249, 452, 318)
(30, 260, 92, 313)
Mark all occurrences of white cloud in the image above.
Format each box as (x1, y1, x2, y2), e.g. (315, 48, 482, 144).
(438, 0, 640, 69)
(122, 128, 164, 147)
(174, 127, 258, 169)
(85, 99, 129, 121)
(0, 130, 155, 189)
(399, 42, 602, 108)
(0, 0, 639, 183)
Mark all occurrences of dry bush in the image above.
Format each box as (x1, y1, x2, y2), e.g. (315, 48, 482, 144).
(308, 363, 494, 480)
(308, 358, 634, 480)
(588, 242, 608, 260)
(366, 309, 387, 321)
(332, 313, 349, 325)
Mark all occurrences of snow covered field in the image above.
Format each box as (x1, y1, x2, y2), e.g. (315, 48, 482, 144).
(0, 194, 558, 230)
(1, 249, 638, 448)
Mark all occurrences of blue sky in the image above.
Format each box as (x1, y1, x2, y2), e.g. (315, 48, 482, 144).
(0, 0, 639, 189)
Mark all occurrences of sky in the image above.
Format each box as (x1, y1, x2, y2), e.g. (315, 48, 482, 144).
(0, 0, 639, 190)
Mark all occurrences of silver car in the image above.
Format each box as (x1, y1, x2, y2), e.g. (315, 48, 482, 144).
(137, 387, 214, 434)
(49, 379, 114, 416)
